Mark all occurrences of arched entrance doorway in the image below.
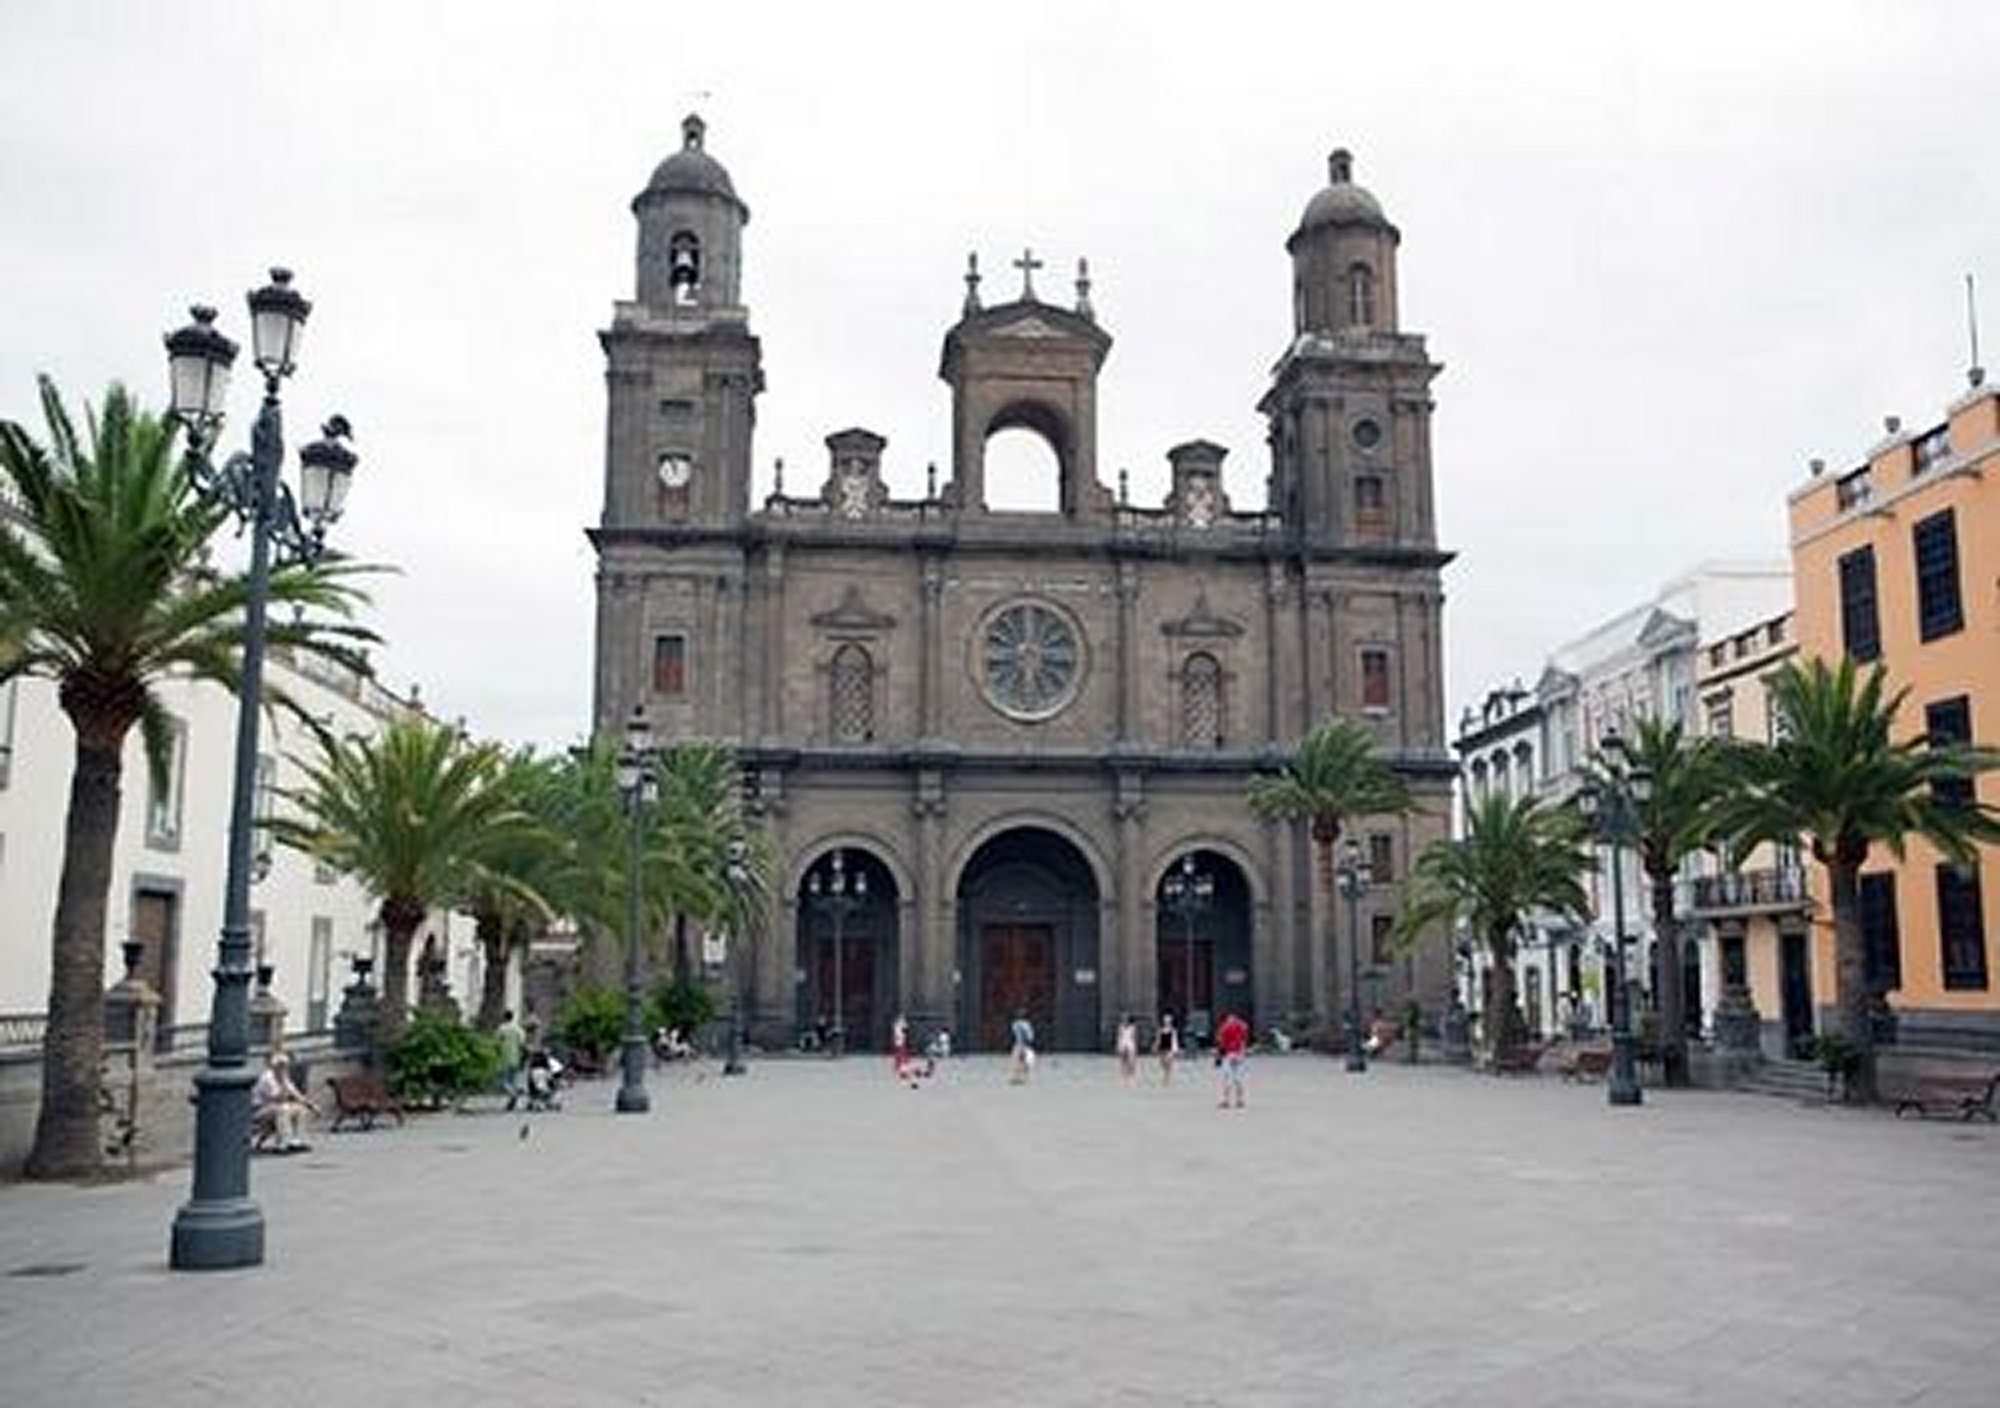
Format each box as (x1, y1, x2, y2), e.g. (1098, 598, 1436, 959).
(956, 827, 1101, 1051)
(794, 848, 900, 1052)
(1155, 848, 1254, 1047)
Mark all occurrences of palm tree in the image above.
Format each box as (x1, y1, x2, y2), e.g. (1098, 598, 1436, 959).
(1717, 658, 2000, 1102)
(648, 742, 758, 981)
(1397, 793, 1593, 1059)
(1593, 718, 1726, 1087)
(0, 378, 371, 1180)
(459, 749, 568, 1028)
(275, 716, 536, 1029)
(1247, 718, 1413, 1030)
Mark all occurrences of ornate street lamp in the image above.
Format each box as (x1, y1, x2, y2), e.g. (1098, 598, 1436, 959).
(1336, 838, 1374, 1073)
(1579, 728, 1653, 1109)
(721, 838, 750, 1077)
(806, 849, 866, 1057)
(1160, 854, 1214, 1042)
(615, 705, 658, 1114)
(164, 271, 357, 1271)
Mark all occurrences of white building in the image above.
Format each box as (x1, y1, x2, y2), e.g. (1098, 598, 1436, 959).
(0, 647, 450, 1047)
(1453, 562, 1794, 1037)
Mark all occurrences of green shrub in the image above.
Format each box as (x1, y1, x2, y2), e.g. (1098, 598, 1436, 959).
(646, 977, 716, 1038)
(558, 985, 625, 1064)
(385, 1011, 502, 1107)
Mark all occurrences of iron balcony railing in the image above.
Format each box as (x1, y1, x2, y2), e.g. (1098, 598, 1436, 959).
(1685, 866, 1810, 916)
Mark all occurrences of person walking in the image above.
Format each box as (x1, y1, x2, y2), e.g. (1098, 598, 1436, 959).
(1114, 1013, 1139, 1085)
(1008, 1011, 1037, 1084)
(1215, 1009, 1250, 1109)
(891, 1012, 911, 1080)
(496, 1009, 527, 1111)
(1154, 1013, 1180, 1086)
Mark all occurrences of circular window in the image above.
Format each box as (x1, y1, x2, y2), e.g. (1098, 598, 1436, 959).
(1350, 418, 1383, 452)
(976, 600, 1085, 721)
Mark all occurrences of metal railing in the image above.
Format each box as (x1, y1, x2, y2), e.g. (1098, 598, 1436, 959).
(1685, 866, 1809, 915)
(0, 1012, 47, 1049)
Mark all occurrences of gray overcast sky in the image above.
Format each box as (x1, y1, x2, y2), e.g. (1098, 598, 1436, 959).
(3, 1, 1995, 749)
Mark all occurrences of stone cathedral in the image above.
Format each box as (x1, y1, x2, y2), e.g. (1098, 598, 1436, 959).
(590, 117, 1455, 1052)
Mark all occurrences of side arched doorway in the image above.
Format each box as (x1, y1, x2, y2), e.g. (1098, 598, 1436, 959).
(1155, 849, 1254, 1047)
(794, 848, 900, 1052)
(956, 828, 1101, 1051)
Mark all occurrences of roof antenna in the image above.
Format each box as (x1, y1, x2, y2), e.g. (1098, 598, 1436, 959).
(1968, 273, 1986, 389)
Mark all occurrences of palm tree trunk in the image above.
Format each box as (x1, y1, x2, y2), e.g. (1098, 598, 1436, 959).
(1315, 836, 1338, 1034)
(1650, 867, 1689, 1087)
(25, 726, 125, 1180)
(1828, 861, 1877, 1102)
(378, 898, 426, 1034)
(1485, 926, 1527, 1057)
(474, 911, 508, 1029)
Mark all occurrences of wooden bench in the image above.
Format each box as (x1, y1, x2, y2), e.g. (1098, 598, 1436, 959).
(326, 1073, 406, 1132)
(1561, 1046, 1614, 1082)
(1893, 1073, 1999, 1122)
(1490, 1042, 1546, 1075)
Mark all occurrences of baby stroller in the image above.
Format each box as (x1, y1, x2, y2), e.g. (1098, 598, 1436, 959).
(524, 1049, 562, 1111)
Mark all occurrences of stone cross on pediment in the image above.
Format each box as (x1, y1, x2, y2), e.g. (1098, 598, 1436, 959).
(1014, 247, 1043, 301)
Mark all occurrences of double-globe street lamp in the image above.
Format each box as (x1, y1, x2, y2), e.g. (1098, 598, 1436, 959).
(1336, 838, 1374, 1073)
(1160, 854, 1213, 1042)
(805, 849, 866, 1057)
(615, 705, 660, 1114)
(1579, 728, 1652, 1108)
(163, 272, 358, 1271)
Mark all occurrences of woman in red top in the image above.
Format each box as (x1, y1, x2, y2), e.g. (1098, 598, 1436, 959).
(1214, 1010, 1250, 1109)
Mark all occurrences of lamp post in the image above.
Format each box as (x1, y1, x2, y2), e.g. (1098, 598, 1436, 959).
(1581, 728, 1651, 1108)
(164, 272, 357, 1271)
(1336, 838, 1374, 1073)
(722, 838, 750, 1076)
(1159, 854, 1214, 1040)
(615, 705, 657, 1114)
(806, 849, 865, 1057)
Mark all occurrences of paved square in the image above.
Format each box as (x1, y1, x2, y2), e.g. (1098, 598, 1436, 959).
(3, 1056, 1998, 1407)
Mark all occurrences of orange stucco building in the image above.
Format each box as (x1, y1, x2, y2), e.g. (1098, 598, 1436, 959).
(1788, 376, 1998, 1045)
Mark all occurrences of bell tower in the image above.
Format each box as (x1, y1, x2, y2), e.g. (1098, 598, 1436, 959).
(592, 115, 763, 736)
(1260, 149, 1439, 551)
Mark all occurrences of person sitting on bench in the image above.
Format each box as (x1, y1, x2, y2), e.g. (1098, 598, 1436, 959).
(252, 1050, 316, 1153)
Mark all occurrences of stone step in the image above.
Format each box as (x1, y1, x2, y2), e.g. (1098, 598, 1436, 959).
(1734, 1060, 1831, 1101)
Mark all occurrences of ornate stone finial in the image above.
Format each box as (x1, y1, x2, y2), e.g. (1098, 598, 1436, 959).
(1809, 457, 1826, 477)
(963, 252, 982, 316)
(773, 455, 786, 495)
(1329, 148, 1353, 184)
(926, 461, 939, 500)
(682, 113, 706, 150)
(1973, 366, 1988, 389)
(1117, 466, 1130, 505)
(1883, 415, 1902, 436)
(1013, 247, 1043, 301)
(1075, 257, 1094, 321)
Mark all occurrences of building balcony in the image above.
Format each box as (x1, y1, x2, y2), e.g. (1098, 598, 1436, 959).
(1684, 866, 1810, 918)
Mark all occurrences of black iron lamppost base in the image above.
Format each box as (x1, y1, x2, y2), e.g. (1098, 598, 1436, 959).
(615, 1085, 652, 1114)
(1608, 1039, 1644, 1106)
(170, 1198, 265, 1271)
(615, 1033, 651, 1113)
(1345, 1050, 1368, 1073)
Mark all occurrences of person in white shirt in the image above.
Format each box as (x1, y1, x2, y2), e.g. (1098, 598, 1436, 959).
(252, 1050, 316, 1153)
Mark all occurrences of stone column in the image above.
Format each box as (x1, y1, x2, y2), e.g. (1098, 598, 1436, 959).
(1113, 561, 1140, 748)
(911, 770, 948, 1032)
(1112, 771, 1149, 1033)
(1711, 918, 1761, 1055)
(918, 557, 945, 745)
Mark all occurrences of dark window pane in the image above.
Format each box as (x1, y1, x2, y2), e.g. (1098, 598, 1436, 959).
(1837, 547, 1880, 662)
(653, 635, 687, 696)
(1860, 871, 1902, 994)
(1937, 864, 1988, 991)
(1926, 696, 1974, 810)
(1368, 833, 1394, 883)
(1361, 649, 1392, 709)
(1914, 509, 1964, 642)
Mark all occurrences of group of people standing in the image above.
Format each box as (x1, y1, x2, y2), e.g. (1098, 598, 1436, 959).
(1113, 1011, 1251, 1106)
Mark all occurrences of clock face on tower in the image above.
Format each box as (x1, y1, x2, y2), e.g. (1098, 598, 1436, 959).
(657, 452, 694, 490)
(977, 599, 1085, 721)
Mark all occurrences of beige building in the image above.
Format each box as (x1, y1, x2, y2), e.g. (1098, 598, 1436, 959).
(589, 121, 1457, 1050)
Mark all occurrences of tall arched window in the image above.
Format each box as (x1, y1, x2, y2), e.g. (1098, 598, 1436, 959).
(829, 644, 874, 743)
(1346, 262, 1376, 328)
(669, 232, 702, 302)
(1181, 651, 1224, 750)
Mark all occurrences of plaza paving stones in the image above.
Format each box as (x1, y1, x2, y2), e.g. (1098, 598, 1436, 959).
(3, 1055, 1999, 1406)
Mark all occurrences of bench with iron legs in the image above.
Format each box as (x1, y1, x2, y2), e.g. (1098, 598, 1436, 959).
(1893, 1073, 1999, 1122)
(1561, 1046, 1613, 1082)
(326, 1073, 406, 1132)
(1489, 1042, 1547, 1075)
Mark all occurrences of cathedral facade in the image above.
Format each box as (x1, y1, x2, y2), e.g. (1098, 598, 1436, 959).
(590, 118, 1455, 1051)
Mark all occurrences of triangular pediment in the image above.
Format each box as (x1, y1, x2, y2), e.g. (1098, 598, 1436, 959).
(991, 315, 1065, 339)
(809, 583, 897, 633)
(1637, 607, 1695, 650)
(1535, 665, 1577, 701)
